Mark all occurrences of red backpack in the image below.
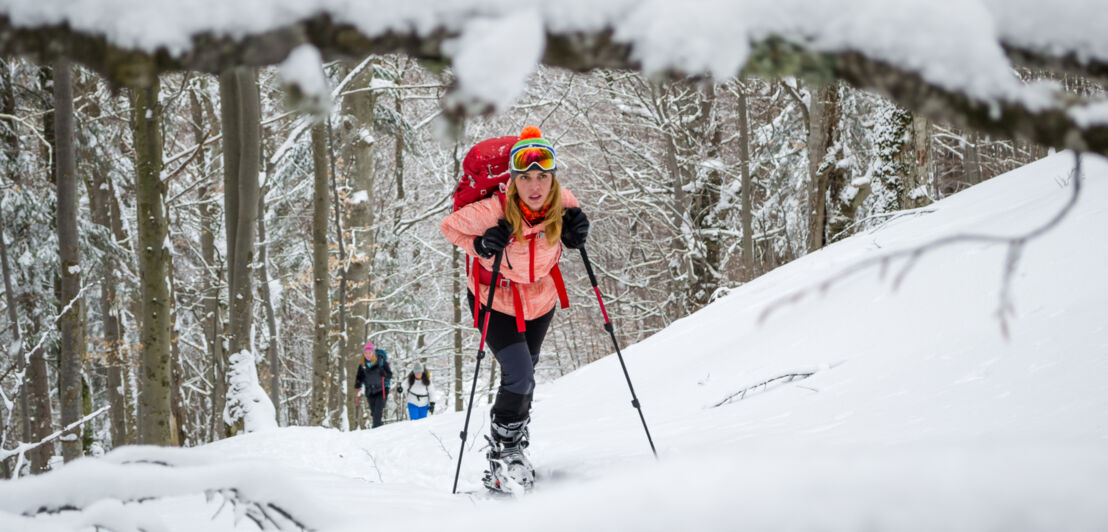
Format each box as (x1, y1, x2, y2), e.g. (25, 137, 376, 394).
(453, 136, 516, 212)
(452, 135, 570, 332)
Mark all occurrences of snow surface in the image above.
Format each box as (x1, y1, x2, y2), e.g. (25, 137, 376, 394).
(1, 1, 1103, 116)
(3, 152, 1108, 530)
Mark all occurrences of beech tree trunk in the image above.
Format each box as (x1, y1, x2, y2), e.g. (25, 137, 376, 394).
(193, 89, 225, 441)
(343, 64, 377, 429)
(451, 136, 464, 413)
(84, 114, 127, 450)
(220, 67, 261, 435)
(0, 212, 24, 476)
(54, 59, 85, 461)
(133, 77, 173, 445)
(737, 81, 755, 280)
(806, 84, 841, 252)
(310, 122, 332, 426)
(168, 253, 185, 446)
(906, 116, 932, 209)
(0, 59, 31, 472)
(965, 131, 982, 187)
(23, 66, 57, 472)
(256, 178, 283, 425)
(326, 121, 346, 429)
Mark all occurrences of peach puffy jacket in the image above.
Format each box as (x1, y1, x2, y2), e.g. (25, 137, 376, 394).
(440, 188, 579, 321)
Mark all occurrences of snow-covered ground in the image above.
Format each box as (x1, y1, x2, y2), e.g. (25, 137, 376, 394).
(3, 151, 1107, 530)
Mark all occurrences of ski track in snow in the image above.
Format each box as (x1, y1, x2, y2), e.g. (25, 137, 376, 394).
(4, 152, 1108, 530)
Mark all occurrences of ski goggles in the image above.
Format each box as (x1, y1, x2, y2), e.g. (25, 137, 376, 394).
(509, 143, 557, 173)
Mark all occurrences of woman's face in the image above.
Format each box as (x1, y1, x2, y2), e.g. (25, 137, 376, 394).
(515, 170, 554, 211)
(366, 352, 376, 363)
(414, 372, 423, 379)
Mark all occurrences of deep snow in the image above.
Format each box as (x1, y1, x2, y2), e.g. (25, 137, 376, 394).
(2, 151, 1107, 530)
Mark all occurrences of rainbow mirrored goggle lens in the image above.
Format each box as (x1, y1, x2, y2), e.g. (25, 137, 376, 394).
(509, 144, 557, 173)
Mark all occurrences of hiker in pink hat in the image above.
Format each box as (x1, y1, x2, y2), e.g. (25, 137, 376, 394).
(353, 341, 393, 428)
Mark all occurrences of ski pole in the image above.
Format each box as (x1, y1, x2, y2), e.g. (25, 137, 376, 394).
(354, 393, 361, 429)
(579, 245, 658, 459)
(452, 250, 503, 494)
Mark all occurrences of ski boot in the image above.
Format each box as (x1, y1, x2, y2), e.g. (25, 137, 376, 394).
(482, 417, 533, 494)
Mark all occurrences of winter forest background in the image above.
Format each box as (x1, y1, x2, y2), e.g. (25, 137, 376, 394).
(0, 0, 1106, 489)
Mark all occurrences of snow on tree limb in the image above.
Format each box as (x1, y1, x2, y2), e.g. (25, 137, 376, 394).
(223, 350, 278, 433)
(0, 2, 1106, 154)
(0, 447, 325, 530)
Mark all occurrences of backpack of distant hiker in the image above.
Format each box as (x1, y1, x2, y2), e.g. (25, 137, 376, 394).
(452, 135, 517, 212)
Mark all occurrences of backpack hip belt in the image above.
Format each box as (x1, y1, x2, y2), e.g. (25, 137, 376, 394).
(472, 255, 569, 333)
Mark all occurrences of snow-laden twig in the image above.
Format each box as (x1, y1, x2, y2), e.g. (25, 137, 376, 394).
(0, 405, 109, 473)
(208, 488, 311, 531)
(360, 449, 384, 483)
(712, 372, 816, 408)
(830, 207, 938, 242)
(0, 113, 52, 160)
(760, 151, 1084, 339)
(22, 279, 95, 367)
(429, 430, 453, 461)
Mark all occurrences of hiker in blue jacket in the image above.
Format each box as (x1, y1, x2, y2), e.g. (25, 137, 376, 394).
(354, 342, 393, 428)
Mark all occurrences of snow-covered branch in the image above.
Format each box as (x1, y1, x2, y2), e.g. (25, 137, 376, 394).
(0, 406, 109, 474)
(0, 447, 327, 530)
(2, 3, 1107, 154)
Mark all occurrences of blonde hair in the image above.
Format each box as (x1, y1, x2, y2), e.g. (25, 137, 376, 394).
(505, 173, 563, 246)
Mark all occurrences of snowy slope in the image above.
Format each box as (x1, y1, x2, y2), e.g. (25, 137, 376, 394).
(3, 152, 1107, 530)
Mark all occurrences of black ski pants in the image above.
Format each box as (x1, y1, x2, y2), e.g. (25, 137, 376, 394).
(365, 391, 386, 428)
(468, 292, 555, 423)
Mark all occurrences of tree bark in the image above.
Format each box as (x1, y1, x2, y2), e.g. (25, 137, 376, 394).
(0, 59, 31, 467)
(310, 122, 331, 426)
(806, 84, 840, 252)
(194, 88, 225, 442)
(54, 59, 85, 462)
(24, 317, 52, 472)
(168, 250, 185, 446)
(256, 174, 283, 426)
(871, 103, 913, 214)
(906, 115, 932, 208)
(220, 67, 261, 435)
(326, 120, 346, 429)
(0, 212, 25, 476)
(965, 130, 982, 187)
(736, 81, 755, 280)
(451, 134, 464, 413)
(133, 77, 173, 446)
(84, 112, 127, 450)
(342, 63, 376, 428)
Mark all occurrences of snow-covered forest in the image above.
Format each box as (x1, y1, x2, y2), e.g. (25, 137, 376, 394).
(1, 1, 1107, 529)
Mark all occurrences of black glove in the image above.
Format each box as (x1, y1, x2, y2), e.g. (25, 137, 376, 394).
(429, 402, 436, 414)
(473, 219, 513, 258)
(561, 207, 589, 249)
